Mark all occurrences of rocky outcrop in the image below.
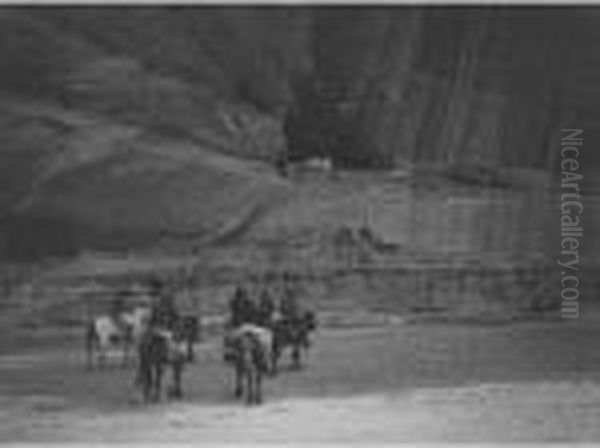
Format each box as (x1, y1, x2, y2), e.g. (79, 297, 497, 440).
(286, 8, 597, 172)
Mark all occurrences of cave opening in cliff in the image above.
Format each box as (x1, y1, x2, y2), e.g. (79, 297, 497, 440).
(281, 7, 589, 173)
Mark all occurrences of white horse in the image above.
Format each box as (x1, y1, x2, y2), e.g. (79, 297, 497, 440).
(85, 306, 151, 369)
(223, 323, 274, 373)
(223, 324, 273, 405)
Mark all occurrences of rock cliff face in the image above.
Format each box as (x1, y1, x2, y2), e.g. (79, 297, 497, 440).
(287, 8, 598, 172)
(0, 7, 597, 261)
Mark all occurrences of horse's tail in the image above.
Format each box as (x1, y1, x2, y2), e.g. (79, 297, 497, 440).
(135, 332, 152, 392)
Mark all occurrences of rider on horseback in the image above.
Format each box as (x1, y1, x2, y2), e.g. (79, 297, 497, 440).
(280, 271, 299, 324)
(228, 284, 255, 328)
(224, 282, 272, 372)
(148, 278, 180, 332)
(135, 278, 186, 397)
(257, 283, 275, 328)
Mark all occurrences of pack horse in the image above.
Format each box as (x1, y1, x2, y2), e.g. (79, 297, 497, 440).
(85, 306, 151, 369)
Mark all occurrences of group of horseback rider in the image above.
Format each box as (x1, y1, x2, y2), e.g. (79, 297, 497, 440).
(107, 271, 300, 361)
(108, 272, 297, 336)
(228, 271, 298, 330)
(222, 271, 305, 373)
(100, 272, 305, 401)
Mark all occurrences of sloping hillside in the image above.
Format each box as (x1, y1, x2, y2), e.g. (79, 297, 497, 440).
(0, 96, 291, 259)
(0, 8, 307, 260)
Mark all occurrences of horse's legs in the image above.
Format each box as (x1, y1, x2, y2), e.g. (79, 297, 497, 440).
(152, 363, 163, 402)
(254, 368, 263, 405)
(245, 367, 254, 405)
(142, 372, 152, 403)
(234, 365, 243, 399)
(134, 355, 144, 387)
(291, 344, 301, 369)
(141, 364, 152, 403)
(170, 361, 184, 399)
(271, 343, 280, 376)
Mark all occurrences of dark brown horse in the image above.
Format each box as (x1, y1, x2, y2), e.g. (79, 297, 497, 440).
(136, 316, 197, 403)
(271, 310, 316, 374)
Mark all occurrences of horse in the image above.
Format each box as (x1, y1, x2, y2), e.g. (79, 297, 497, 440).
(271, 310, 317, 374)
(223, 324, 271, 405)
(135, 316, 197, 403)
(85, 306, 150, 369)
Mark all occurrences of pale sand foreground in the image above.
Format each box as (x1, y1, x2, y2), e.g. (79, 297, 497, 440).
(1, 316, 599, 442)
(2, 380, 600, 442)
